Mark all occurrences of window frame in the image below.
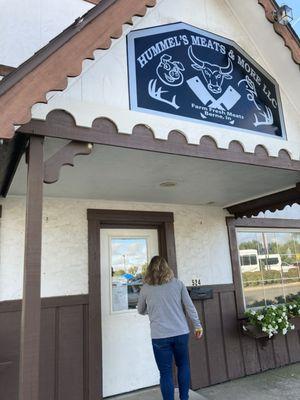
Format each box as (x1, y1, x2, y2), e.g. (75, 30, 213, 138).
(226, 217, 300, 319)
(87, 209, 177, 399)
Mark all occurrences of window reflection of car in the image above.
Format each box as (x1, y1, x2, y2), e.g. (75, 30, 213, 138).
(239, 249, 288, 272)
(127, 278, 143, 309)
(239, 249, 260, 272)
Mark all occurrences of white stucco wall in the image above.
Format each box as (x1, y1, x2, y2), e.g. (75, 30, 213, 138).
(0, 0, 92, 67)
(0, 196, 233, 301)
(30, 0, 300, 160)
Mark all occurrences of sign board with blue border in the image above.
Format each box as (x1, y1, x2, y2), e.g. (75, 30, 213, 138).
(127, 22, 286, 139)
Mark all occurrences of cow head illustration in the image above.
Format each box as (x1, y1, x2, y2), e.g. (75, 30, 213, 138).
(188, 46, 233, 94)
(156, 54, 185, 87)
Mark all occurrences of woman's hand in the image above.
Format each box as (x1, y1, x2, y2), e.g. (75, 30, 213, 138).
(194, 327, 203, 340)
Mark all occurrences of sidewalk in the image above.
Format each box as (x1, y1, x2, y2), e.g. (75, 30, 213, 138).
(111, 388, 206, 400)
(110, 363, 300, 399)
(197, 363, 300, 400)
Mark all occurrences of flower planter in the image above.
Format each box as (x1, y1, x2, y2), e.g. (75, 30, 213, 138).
(241, 316, 300, 345)
(241, 322, 269, 339)
(241, 322, 270, 347)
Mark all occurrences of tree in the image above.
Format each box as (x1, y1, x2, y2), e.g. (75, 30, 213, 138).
(114, 269, 126, 276)
(128, 266, 138, 276)
(239, 240, 264, 254)
(141, 262, 148, 277)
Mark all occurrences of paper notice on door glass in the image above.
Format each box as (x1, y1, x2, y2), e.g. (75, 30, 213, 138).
(112, 282, 128, 311)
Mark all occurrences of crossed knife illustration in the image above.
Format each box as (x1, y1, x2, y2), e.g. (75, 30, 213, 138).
(187, 76, 241, 111)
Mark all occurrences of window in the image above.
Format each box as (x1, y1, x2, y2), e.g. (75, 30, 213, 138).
(110, 237, 149, 312)
(237, 229, 300, 309)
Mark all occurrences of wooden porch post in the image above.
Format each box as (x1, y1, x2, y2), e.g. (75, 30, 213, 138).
(19, 135, 44, 400)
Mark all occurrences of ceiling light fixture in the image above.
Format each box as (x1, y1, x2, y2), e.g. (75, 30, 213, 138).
(159, 181, 177, 188)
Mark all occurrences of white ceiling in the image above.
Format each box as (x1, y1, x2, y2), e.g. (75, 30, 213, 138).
(9, 139, 300, 207)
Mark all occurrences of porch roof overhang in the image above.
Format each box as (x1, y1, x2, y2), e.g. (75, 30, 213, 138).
(226, 183, 300, 218)
(4, 110, 299, 216)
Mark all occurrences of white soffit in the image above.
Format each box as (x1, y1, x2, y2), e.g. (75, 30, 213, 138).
(10, 140, 300, 207)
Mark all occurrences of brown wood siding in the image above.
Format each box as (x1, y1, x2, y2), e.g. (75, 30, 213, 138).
(0, 290, 299, 398)
(0, 295, 88, 400)
(188, 285, 300, 391)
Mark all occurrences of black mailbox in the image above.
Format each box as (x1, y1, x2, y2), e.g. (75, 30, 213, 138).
(187, 287, 213, 301)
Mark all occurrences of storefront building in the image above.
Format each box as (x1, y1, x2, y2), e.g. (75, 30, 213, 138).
(0, 1, 299, 399)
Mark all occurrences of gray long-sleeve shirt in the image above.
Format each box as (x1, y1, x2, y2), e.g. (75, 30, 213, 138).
(137, 278, 202, 339)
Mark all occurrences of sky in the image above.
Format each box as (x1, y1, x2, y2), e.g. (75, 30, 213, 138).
(283, 0, 300, 36)
(111, 238, 148, 271)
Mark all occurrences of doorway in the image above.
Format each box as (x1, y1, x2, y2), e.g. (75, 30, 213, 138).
(101, 228, 159, 396)
(87, 210, 177, 399)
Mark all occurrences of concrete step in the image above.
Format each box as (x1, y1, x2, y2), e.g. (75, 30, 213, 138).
(110, 387, 207, 400)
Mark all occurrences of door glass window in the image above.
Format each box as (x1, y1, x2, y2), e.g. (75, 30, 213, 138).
(110, 237, 149, 312)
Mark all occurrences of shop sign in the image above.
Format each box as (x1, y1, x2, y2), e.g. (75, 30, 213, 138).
(127, 22, 286, 138)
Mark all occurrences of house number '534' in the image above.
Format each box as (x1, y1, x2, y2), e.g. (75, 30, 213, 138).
(191, 279, 201, 287)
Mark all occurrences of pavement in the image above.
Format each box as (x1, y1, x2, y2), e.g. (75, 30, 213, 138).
(109, 363, 300, 400)
(197, 363, 300, 400)
(110, 388, 206, 400)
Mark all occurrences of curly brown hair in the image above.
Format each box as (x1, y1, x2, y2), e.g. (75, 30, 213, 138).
(143, 255, 174, 285)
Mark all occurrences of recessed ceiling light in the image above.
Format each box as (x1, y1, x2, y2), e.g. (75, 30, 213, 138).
(159, 181, 177, 188)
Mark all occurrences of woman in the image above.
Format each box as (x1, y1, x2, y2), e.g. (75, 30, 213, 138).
(137, 255, 203, 400)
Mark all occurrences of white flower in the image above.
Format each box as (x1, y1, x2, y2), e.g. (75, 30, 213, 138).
(269, 333, 273, 338)
(282, 328, 288, 335)
(257, 315, 264, 321)
(250, 310, 256, 315)
(289, 305, 293, 309)
(291, 325, 295, 330)
(278, 318, 282, 323)
(272, 313, 275, 316)
(262, 327, 267, 332)
(242, 325, 248, 331)
(275, 325, 278, 329)
(268, 324, 272, 329)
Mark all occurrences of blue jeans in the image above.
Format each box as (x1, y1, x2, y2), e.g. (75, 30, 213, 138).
(152, 333, 190, 400)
